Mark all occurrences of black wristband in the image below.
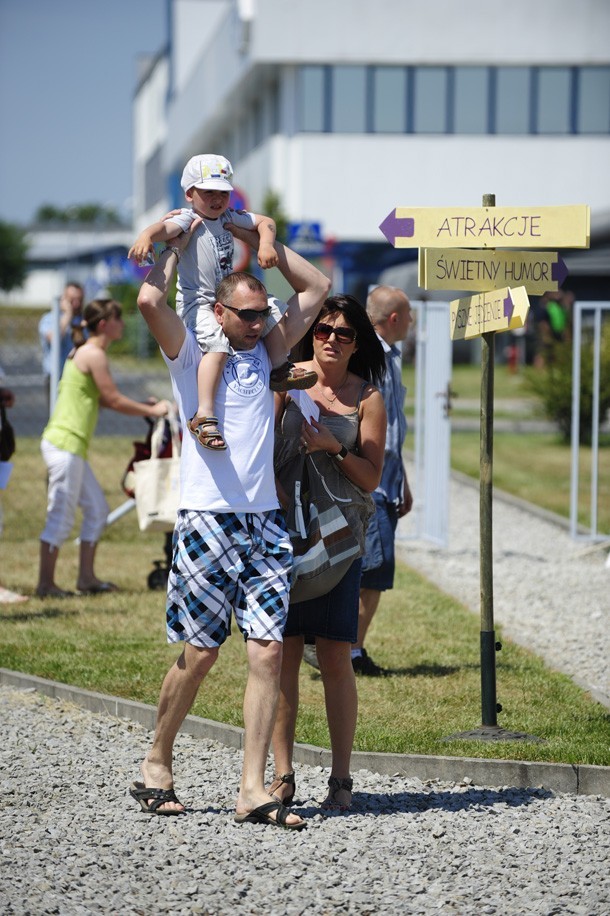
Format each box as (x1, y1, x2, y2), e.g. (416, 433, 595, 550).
(327, 444, 348, 462)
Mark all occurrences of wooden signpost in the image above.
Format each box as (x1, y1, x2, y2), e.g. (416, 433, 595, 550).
(379, 195, 591, 740)
(419, 248, 568, 296)
(379, 205, 590, 249)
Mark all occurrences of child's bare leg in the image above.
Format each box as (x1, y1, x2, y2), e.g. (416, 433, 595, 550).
(265, 325, 317, 392)
(188, 352, 228, 450)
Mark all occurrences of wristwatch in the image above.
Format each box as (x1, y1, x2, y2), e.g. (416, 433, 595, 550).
(327, 444, 348, 462)
(162, 245, 182, 261)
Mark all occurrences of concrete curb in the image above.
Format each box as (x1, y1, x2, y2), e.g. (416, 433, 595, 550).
(2, 668, 608, 798)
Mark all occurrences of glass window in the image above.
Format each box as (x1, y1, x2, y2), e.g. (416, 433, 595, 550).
(577, 67, 610, 133)
(413, 67, 447, 133)
(331, 66, 367, 132)
(454, 67, 488, 133)
(495, 68, 530, 134)
(372, 67, 406, 133)
(300, 66, 325, 131)
(536, 67, 571, 133)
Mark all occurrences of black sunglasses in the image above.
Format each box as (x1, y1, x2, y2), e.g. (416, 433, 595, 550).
(221, 303, 272, 322)
(313, 322, 357, 344)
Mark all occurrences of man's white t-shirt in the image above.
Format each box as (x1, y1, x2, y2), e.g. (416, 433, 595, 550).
(163, 329, 279, 513)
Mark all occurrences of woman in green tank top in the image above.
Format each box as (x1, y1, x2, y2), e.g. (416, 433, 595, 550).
(36, 298, 170, 598)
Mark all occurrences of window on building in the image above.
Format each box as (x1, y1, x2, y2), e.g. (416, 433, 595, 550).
(413, 67, 448, 133)
(453, 67, 489, 133)
(494, 67, 530, 134)
(331, 65, 367, 132)
(536, 67, 572, 133)
(577, 67, 610, 133)
(300, 65, 326, 131)
(372, 66, 407, 133)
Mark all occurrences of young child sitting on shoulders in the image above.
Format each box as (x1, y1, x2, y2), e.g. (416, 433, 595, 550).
(129, 153, 317, 450)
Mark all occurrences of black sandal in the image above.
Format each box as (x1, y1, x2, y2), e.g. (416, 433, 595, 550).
(129, 781, 186, 816)
(267, 771, 296, 807)
(321, 775, 353, 810)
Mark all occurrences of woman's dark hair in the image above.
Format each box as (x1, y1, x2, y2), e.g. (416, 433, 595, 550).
(72, 299, 122, 348)
(296, 294, 385, 386)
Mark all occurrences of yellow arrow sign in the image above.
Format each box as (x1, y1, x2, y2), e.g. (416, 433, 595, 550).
(380, 205, 590, 249)
(420, 248, 568, 295)
(450, 286, 530, 341)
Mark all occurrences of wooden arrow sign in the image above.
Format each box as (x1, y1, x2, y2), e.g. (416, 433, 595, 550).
(450, 286, 530, 340)
(420, 248, 568, 295)
(380, 205, 590, 249)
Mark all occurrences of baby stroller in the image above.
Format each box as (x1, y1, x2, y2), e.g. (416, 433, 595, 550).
(121, 406, 181, 590)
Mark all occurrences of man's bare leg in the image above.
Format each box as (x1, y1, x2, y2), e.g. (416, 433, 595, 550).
(139, 642, 218, 812)
(236, 638, 304, 827)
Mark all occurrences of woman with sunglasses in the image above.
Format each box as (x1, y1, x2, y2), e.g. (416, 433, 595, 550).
(271, 294, 387, 810)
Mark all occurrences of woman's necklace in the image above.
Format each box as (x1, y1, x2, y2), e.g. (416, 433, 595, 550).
(315, 374, 349, 405)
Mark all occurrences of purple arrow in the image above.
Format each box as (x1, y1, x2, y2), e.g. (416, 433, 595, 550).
(503, 292, 514, 322)
(551, 254, 568, 287)
(379, 210, 415, 246)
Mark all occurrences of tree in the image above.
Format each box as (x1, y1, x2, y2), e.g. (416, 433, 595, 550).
(262, 190, 289, 243)
(34, 203, 124, 227)
(523, 329, 610, 445)
(0, 220, 28, 292)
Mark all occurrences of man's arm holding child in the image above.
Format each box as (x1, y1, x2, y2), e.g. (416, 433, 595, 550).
(233, 226, 330, 349)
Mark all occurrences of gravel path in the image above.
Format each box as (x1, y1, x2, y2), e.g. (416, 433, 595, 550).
(397, 465, 610, 707)
(1, 686, 609, 916)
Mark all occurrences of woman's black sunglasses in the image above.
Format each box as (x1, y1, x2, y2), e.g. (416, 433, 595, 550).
(313, 322, 357, 344)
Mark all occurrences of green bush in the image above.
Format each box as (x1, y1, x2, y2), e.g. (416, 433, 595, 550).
(523, 325, 610, 444)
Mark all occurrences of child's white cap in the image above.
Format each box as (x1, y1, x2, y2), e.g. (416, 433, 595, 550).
(180, 154, 234, 192)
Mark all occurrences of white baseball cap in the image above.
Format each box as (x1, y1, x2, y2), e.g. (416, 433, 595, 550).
(180, 154, 234, 193)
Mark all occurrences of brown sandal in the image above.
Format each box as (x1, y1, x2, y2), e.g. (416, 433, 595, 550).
(188, 415, 227, 450)
(321, 775, 353, 810)
(267, 771, 296, 807)
(269, 361, 318, 392)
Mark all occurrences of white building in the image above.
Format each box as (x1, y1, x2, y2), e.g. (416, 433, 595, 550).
(133, 0, 610, 300)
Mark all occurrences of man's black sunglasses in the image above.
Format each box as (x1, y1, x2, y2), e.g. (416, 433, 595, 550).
(221, 303, 272, 322)
(313, 322, 357, 344)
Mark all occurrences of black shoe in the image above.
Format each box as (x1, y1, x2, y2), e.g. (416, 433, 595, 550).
(352, 648, 386, 677)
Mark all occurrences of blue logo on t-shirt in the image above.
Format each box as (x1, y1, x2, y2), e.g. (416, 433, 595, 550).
(224, 353, 265, 397)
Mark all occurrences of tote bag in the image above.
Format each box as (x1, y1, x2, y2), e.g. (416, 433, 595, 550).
(284, 453, 361, 604)
(133, 410, 181, 533)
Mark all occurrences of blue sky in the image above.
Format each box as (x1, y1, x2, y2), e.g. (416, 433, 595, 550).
(0, 0, 167, 227)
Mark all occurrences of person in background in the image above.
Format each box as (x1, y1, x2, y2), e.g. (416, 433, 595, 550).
(353, 286, 413, 675)
(130, 221, 330, 825)
(0, 370, 27, 604)
(35, 299, 169, 598)
(38, 282, 85, 404)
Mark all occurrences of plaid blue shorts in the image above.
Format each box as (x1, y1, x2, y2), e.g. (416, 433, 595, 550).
(166, 508, 293, 648)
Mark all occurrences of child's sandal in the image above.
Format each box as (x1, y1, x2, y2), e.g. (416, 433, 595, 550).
(188, 415, 227, 450)
(270, 361, 318, 392)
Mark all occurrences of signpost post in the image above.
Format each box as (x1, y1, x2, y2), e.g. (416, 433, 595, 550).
(379, 195, 590, 741)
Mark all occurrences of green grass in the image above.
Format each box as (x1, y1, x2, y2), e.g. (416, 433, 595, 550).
(1, 436, 608, 766)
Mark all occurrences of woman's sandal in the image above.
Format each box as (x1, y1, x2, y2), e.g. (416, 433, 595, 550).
(188, 415, 227, 450)
(321, 775, 353, 811)
(267, 771, 296, 807)
(269, 361, 318, 392)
